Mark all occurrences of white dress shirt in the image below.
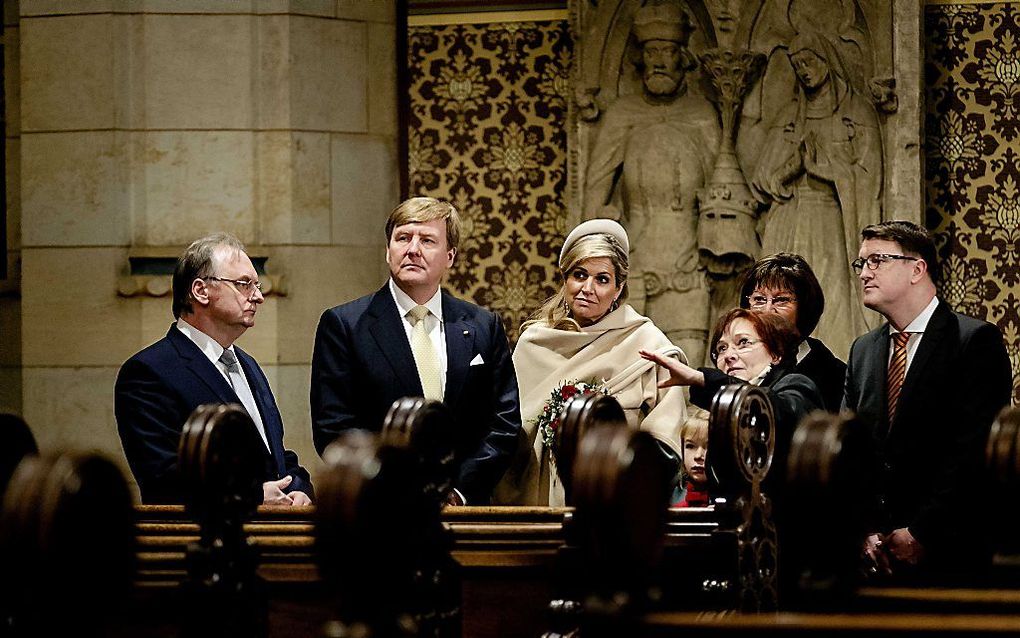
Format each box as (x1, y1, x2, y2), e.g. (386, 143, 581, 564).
(389, 278, 448, 397)
(888, 295, 940, 373)
(175, 318, 271, 451)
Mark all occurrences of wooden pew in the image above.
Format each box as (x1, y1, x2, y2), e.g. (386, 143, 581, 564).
(128, 387, 782, 636)
(0, 447, 135, 636)
(781, 406, 1020, 613)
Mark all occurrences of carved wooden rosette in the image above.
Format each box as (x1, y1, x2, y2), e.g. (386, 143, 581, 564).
(709, 383, 779, 611)
(696, 49, 767, 275)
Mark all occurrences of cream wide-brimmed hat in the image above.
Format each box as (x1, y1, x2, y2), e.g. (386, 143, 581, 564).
(559, 219, 630, 268)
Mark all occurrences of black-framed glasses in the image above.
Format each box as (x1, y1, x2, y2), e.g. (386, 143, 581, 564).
(851, 253, 919, 274)
(203, 276, 263, 296)
(747, 293, 797, 309)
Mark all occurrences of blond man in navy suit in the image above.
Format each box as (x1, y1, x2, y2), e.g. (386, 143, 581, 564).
(311, 198, 521, 505)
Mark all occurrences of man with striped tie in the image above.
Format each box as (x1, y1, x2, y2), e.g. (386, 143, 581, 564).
(844, 220, 1010, 580)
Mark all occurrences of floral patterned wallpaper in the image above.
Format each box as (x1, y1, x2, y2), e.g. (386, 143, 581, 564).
(407, 20, 571, 342)
(408, 5, 1020, 400)
(925, 2, 1020, 401)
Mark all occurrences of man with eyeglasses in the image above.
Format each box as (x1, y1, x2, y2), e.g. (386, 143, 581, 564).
(844, 221, 1010, 581)
(116, 233, 313, 505)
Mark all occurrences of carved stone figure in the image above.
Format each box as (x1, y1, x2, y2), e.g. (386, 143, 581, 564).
(583, 3, 721, 366)
(750, 30, 882, 360)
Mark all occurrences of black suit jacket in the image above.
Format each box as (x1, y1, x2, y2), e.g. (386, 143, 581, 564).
(311, 285, 522, 504)
(797, 337, 847, 413)
(115, 325, 313, 504)
(843, 300, 1011, 562)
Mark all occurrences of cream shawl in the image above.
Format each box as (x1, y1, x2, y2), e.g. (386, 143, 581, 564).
(493, 304, 689, 505)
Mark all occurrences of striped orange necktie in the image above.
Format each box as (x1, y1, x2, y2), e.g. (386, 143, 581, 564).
(886, 331, 912, 425)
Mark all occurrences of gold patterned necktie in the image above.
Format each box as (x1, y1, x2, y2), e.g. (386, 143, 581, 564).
(408, 305, 443, 402)
(886, 331, 912, 426)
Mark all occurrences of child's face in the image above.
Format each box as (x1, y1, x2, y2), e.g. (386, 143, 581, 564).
(683, 437, 707, 484)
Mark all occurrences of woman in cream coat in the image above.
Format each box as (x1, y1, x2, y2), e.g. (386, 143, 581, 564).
(494, 219, 688, 505)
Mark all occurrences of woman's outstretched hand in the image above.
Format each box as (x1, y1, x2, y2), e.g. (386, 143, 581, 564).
(640, 350, 705, 389)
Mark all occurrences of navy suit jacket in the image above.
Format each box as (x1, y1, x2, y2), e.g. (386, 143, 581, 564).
(311, 285, 522, 504)
(843, 300, 1011, 564)
(116, 325, 313, 504)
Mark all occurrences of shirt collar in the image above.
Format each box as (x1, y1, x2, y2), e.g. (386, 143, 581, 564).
(892, 295, 939, 336)
(796, 339, 811, 364)
(176, 317, 236, 365)
(389, 279, 443, 322)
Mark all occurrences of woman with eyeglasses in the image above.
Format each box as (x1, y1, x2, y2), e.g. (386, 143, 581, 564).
(738, 253, 846, 411)
(641, 308, 822, 487)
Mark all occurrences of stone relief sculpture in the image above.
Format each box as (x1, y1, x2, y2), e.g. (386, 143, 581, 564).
(582, 2, 721, 367)
(571, 0, 918, 362)
(750, 30, 883, 359)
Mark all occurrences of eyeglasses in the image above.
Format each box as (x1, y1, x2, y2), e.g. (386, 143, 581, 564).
(747, 293, 797, 309)
(851, 253, 919, 274)
(711, 337, 763, 362)
(203, 276, 263, 296)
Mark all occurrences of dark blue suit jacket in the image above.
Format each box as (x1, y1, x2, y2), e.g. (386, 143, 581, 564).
(843, 300, 1011, 566)
(311, 285, 522, 504)
(115, 325, 313, 504)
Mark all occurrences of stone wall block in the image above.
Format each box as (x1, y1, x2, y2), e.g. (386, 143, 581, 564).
(255, 14, 291, 129)
(257, 131, 332, 244)
(19, 1, 119, 17)
(141, 14, 254, 129)
(20, 15, 118, 131)
(22, 366, 129, 489)
(270, 244, 386, 364)
(133, 131, 255, 246)
(256, 0, 334, 17)
(289, 16, 367, 132)
(330, 134, 398, 246)
(21, 248, 142, 366)
(367, 20, 397, 137)
(335, 0, 394, 23)
(22, 131, 130, 246)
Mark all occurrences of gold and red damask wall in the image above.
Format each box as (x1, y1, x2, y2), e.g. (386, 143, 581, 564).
(407, 18, 571, 343)
(926, 2, 1020, 401)
(408, 3, 1020, 400)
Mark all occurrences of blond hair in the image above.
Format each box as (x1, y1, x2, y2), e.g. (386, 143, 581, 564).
(522, 233, 629, 333)
(680, 408, 710, 444)
(385, 197, 461, 251)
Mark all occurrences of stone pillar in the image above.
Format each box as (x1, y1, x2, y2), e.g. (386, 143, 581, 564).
(17, 0, 398, 494)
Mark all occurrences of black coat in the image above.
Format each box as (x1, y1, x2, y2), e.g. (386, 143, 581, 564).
(843, 300, 1011, 566)
(796, 336, 847, 412)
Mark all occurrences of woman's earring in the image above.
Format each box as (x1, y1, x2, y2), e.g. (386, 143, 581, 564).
(563, 299, 571, 316)
(611, 298, 619, 312)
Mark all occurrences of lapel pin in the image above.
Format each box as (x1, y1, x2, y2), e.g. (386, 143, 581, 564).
(463, 330, 470, 336)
